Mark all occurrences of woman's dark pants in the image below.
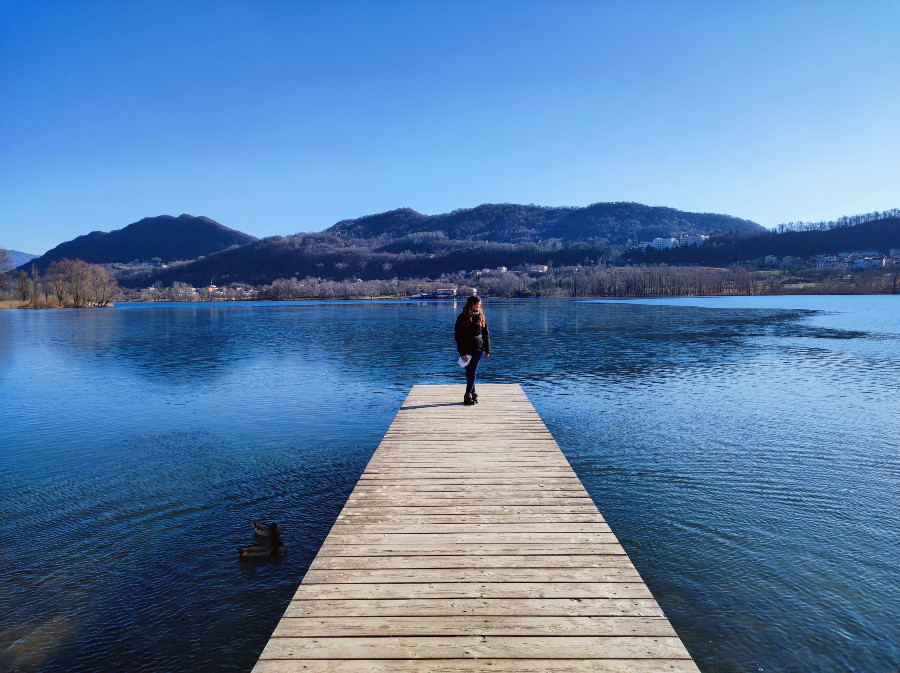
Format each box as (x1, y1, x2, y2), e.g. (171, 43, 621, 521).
(465, 350, 483, 396)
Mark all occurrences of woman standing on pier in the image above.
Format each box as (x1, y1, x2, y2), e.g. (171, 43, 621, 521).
(454, 296, 490, 406)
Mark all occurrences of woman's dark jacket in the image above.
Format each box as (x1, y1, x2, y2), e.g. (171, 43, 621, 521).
(455, 312, 490, 356)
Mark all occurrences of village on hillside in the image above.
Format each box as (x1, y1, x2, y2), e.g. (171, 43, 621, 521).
(631, 233, 900, 270)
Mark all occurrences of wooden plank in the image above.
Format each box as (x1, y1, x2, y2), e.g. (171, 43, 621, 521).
(344, 496, 598, 504)
(288, 583, 655, 601)
(352, 483, 586, 489)
(301, 567, 642, 584)
(255, 660, 701, 673)
(308, 554, 629, 570)
(327, 523, 612, 534)
(258, 635, 693, 659)
(252, 384, 699, 672)
(359, 471, 576, 478)
(281, 598, 666, 618)
(336, 505, 604, 515)
(321, 533, 620, 545)
(315, 543, 625, 556)
(357, 475, 583, 488)
(270, 615, 680, 637)
(335, 514, 607, 524)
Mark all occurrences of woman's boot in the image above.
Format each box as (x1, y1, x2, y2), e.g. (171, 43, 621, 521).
(463, 393, 475, 405)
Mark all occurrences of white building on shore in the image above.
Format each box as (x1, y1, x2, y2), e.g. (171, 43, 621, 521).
(650, 237, 679, 250)
(679, 234, 709, 246)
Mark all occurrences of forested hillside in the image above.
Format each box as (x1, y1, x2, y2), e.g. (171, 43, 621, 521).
(630, 211, 900, 265)
(116, 202, 762, 287)
(329, 202, 761, 245)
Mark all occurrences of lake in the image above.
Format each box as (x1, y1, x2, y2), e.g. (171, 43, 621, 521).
(1, 296, 897, 672)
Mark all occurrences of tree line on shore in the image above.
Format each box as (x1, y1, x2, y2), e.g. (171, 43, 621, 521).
(0, 255, 121, 308)
(124, 263, 900, 301)
(4, 249, 898, 310)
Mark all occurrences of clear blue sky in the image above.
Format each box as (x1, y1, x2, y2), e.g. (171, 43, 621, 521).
(2, 1, 898, 254)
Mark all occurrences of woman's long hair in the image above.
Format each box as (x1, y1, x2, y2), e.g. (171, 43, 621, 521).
(463, 296, 485, 327)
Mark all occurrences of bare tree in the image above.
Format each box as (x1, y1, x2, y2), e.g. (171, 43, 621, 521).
(15, 270, 32, 302)
(28, 264, 42, 305)
(0, 249, 11, 296)
(47, 261, 70, 303)
(889, 266, 900, 295)
(88, 265, 119, 306)
(5, 258, 119, 307)
(70, 260, 92, 306)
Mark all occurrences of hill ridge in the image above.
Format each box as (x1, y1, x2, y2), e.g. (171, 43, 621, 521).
(113, 201, 764, 287)
(25, 214, 257, 271)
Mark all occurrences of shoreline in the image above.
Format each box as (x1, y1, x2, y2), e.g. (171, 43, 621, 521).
(4, 287, 900, 310)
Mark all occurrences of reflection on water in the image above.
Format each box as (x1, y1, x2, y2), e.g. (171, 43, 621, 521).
(0, 296, 898, 672)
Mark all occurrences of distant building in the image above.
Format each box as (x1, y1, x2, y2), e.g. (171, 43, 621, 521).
(632, 234, 706, 251)
(433, 288, 457, 297)
(816, 257, 845, 269)
(848, 255, 883, 270)
(527, 264, 549, 273)
(764, 255, 778, 265)
(679, 234, 708, 246)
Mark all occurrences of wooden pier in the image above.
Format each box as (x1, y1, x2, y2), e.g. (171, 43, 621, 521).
(253, 384, 699, 672)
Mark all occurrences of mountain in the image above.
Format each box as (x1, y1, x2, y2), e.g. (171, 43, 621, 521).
(22, 214, 257, 272)
(1, 249, 39, 271)
(116, 202, 764, 288)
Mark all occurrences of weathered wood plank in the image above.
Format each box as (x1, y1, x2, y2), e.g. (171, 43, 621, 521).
(351, 482, 587, 490)
(289, 582, 656, 600)
(344, 496, 597, 505)
(255, 660, 700, 673)
(258, 635, 693, 660)
(322, 533, 620, 545)
(252, 384, 698, 672)
(327, 523, 612, 534)
(337, 505, 604, 515)
(270, 615, 680, 637)
(301, 567, 642, 584)
(359, 471, 576, 478)
(316, 543, 625, 556)
(335, 514, 607, 524)
(308, 553, 630, 570)
(358, 472, 581, 478)
(282, 598, 666, 618)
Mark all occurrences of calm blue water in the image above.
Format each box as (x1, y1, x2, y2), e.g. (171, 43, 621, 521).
(1, 296, 897, 672)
